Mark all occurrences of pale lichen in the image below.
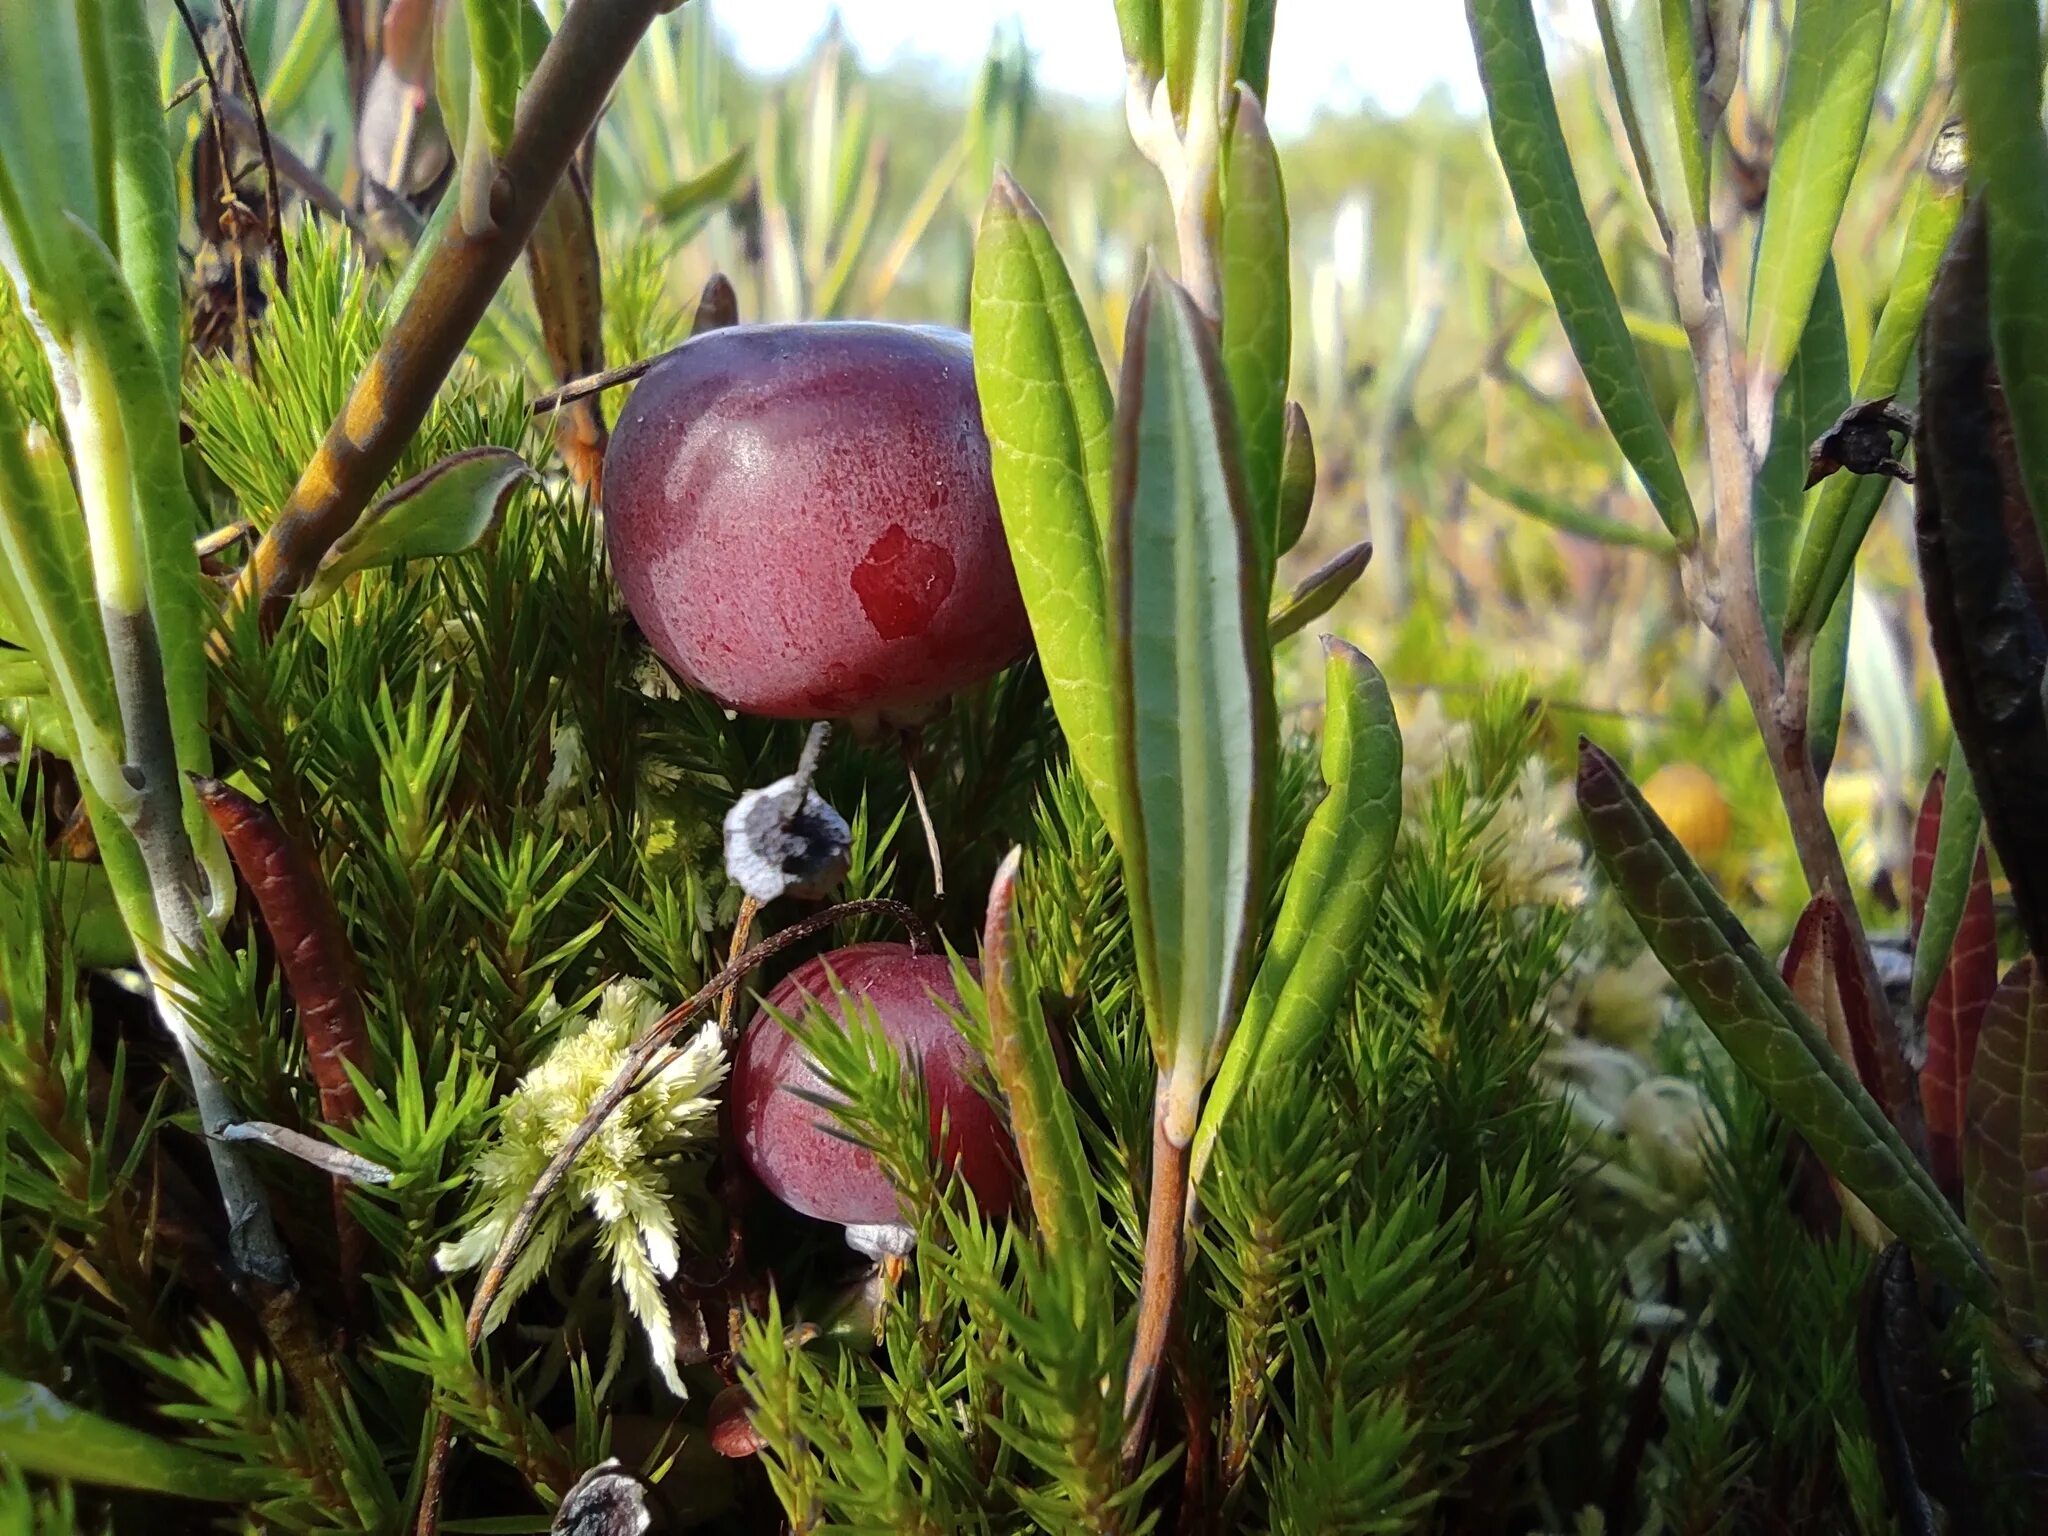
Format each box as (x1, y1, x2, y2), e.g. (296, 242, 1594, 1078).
(436, 979, 725, 1395)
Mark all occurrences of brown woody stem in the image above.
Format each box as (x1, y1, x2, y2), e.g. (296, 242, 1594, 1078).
(1672, 223, 1926, 1152)
(1122, 1086, 1191, 1475)
(229, 0, 671, 636)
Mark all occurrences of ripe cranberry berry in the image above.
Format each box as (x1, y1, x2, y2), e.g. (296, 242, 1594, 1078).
(732, 944, 1018, 1234)
(604, 324, 1033, 725)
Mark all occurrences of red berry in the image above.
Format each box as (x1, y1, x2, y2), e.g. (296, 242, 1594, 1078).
(731, 944, 1018, 1226)
(603, 323, 1033, 722)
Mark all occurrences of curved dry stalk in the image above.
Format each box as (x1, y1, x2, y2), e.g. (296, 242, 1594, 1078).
(413, 897, 930, 1535)
(215, 0, 287, 297)
(715, 896, 763, 1047)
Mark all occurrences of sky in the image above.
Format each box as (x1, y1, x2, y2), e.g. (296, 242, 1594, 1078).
(705, 1, 1494, 136)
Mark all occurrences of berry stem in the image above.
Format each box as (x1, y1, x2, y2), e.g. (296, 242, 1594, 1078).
(1122, 1084, 1192, 1474)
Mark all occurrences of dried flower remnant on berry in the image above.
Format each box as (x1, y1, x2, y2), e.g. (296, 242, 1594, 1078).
(436, 981, 725, 1395)
(722, 774, 853, 903)
(550, 1459, 655, 1536)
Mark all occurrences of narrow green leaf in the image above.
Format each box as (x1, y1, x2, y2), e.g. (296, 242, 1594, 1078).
(1240, 0, 1276, 104)
(0, 402, 121, 800)
(300, 448, 535, 607)
(1219, 86, 1290, 599)
(1783, 125, 1963, 645)
(1115, 0, 1165, 84)
(1807, 575, 1852, 782)
(1193, 637, 1400, 1182)
(978, 848, 1095, 1263)
(1591, 0, 1708, 247)
(0, 1370, 263, 1499)
(104, 0, 184, 393)
(1268, 539, 1371, 644)
(813, 144, 883, 321)
(1111, 270, 1274, 1142)
(1914, 739, 1985, 1016)
(1955, 0, 2048, 557)
(1745, 0, 1889, 417)
(1754, 261, 1850, 648)
(1162, 0, 1197, 120)
(970, 170, 1122, 843)
(264, 0, 340, 122)
(1965, 958, 2047, 1337)
(1274, 402, 1315, 555)
(64, 217, 227, 901)
(462, 0, 526, 156)
(1467, 461, 1677, 556)
(1466, 0, 1698, 547)
(652, 143, 752, 226)
(1491, 262, 1692, 352)
(72, 0, 118, 249)
(1577, 739, 1997, 1310)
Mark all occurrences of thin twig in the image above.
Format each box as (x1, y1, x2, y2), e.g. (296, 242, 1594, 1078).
(169, 0, 254, 367)
(413, 897, 928, 1536)
(527, 354, 659, 415)
(215, 0, 287, 297)
(164, 75, 205, 113)
(213, 95, 365, 243)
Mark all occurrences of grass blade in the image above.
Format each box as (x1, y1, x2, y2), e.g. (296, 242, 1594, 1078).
(1744, 0, 1889, 431)
(1467, 462, 1677, 557)
(1465, 0, 1697, 547)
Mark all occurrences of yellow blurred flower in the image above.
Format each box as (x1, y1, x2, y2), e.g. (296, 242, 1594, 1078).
(1640, 762, 1732, 863)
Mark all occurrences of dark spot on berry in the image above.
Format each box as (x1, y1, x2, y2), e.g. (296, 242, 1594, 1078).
(850, 525, 956, 641)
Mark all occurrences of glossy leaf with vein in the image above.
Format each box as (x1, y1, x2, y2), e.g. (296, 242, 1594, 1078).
(1965, 958, 2048, 1340)
(1577, 739, 1996, 1311)
(970, 169, 1123, 844)
(1110, 269, 1274, 1127)
(1911, 770, 1999, 1203)
(1916, 198, 2048, 962)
